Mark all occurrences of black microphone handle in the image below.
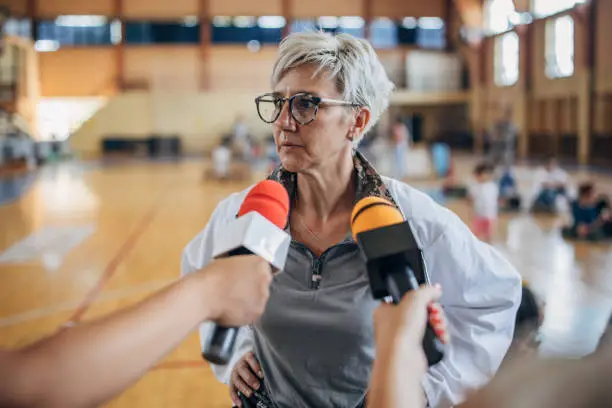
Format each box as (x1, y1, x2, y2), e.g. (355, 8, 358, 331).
(385, 268, 445, 366)
(202, 246, 253, 365)
(202, 326, 239, 365)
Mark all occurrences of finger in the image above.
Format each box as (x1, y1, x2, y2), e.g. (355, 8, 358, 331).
(429, 315, 442, 326)
(429, 304, 449, 344)
(399, 286, 442, 336)
(229, 382, 241, 407)
(432, 319, 449, 344)
(233, 376, 253, 398)
(400, 285, 442, 315)
(237, 363, 261, 390)
(373, 302, 393, 320)
(245, 352, 264, 379)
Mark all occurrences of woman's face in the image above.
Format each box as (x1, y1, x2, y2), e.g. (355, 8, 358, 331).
(272, 65, 360, 173)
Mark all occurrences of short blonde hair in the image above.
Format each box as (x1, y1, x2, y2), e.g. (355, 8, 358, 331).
(271, 31, 395, 148)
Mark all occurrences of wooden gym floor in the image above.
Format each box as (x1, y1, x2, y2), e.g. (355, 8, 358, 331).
(1, 156, 611, 407)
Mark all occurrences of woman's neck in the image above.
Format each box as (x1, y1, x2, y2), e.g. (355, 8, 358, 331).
(296, 152, 356, 221)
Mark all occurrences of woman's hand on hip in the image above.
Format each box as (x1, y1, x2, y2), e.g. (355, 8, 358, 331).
(229, 351, 263, 407)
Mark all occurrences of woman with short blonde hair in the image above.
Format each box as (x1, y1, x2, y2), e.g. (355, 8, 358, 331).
(182, 31, 521, 408)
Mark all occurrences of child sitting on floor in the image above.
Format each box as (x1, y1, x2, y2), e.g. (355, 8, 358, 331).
(498, 166, 522, 211)
(210, 136, 232, 180)
(562, 182, 612, 241)
(503, 280, 543, 363)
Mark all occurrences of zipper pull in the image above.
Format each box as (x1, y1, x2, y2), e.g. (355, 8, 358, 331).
(311, 258, 322, 290)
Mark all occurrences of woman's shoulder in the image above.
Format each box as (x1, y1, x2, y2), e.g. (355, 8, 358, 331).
(181, 184, 258, 272)
(210, 185, 256, 222)
(381, 176, 466, 249)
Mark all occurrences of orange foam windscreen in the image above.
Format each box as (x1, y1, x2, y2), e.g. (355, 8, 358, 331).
(351, 196, 404, 240)
(238, 180, 290, 229)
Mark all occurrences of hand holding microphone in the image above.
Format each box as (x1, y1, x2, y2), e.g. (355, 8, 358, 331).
(369, 285, 448, 408)
(351, 197, 446, 366)
(373, 285, 449, 366)
(203, 180, 291, 365)
(201, 256, 273, 327)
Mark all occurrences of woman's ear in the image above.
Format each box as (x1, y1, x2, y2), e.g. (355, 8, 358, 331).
(349, 107, 371, 141)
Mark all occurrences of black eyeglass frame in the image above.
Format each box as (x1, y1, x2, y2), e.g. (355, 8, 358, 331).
(254, 92, 361, 125)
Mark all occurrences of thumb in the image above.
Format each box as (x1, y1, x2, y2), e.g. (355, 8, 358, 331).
(398, 285, 442, 333)
(373, 302, 395, 323)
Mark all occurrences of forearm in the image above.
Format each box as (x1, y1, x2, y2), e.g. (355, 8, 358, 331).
(368, 344, 426, 408)
(5, 272, 213, 408)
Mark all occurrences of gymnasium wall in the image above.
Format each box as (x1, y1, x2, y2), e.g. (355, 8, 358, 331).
(2, 0, 460, 154)
(70, 91, 469, 157)
(60, 45, 461, 155)
(4, 0, 447, 19)
(70, 91, 274, 157)
(472, 2, 612, 165)
(38, 49, 118, 97)
(37, 46, 418, 97)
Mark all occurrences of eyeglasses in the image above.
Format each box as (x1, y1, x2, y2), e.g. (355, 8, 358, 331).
(255, 92, 360, 125)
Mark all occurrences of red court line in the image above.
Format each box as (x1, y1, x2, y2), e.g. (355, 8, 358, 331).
(152, 360, 205, 371)
(67, 199, 162, 323)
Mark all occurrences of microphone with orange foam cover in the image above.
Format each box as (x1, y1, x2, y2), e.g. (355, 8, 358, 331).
(351, 196, 405, 239)
(203, 180, 291, 365)
(351, 196, 445, 366)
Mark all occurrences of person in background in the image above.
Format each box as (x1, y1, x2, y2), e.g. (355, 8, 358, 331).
(498, 166, 522, 211)
(488, 107, 517, 168)
(0, 256, 273, 408)
(504, 281, 542, 362)
(390, 116, 410, 180)
(562, 182, 612, 241)
(232, 114, 252, 162)
(469, 163, 499, 242)
(530, 156, 570, 213)
(211, 136, 232, 180)
(265, 134, 280, 173)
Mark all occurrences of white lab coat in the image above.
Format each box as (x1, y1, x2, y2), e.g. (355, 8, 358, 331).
(181, 176, 522, 408)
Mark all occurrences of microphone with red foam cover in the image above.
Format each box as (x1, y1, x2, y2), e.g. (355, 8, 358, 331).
(236, 179, 290, 228)
(202, 180, 291, 365)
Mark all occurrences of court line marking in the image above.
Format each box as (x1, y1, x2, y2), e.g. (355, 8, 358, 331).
(67, 186, 169, 323)
(152, 360, 205, 371)
(0, 279, 175, 328)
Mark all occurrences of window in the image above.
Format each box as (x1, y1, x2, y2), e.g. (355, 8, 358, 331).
(125, 20, 200, 44)
(545, 15, 574, 79)
(37, 97, 107, 141)
(4, 18, 31, 39)
(338, 17, 365, 38)
(212, 16, 284, 44)
(35, 16, 114, 49)
(416, 17, 445, 49)
(289, 17, 364, 37)
(484, 0, 516, 35)
(369, 18, 398, 49)
(397, 17, 417, 46)
(494, 31, 519, 86)
(533, 0, 587, 18)
(289, 19, 316, 34)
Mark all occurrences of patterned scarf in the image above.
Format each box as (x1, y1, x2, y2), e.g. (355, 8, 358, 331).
(266, 150, 399, 210)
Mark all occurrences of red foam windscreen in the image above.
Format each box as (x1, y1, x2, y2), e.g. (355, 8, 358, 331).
(238, 180, 290, 229)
